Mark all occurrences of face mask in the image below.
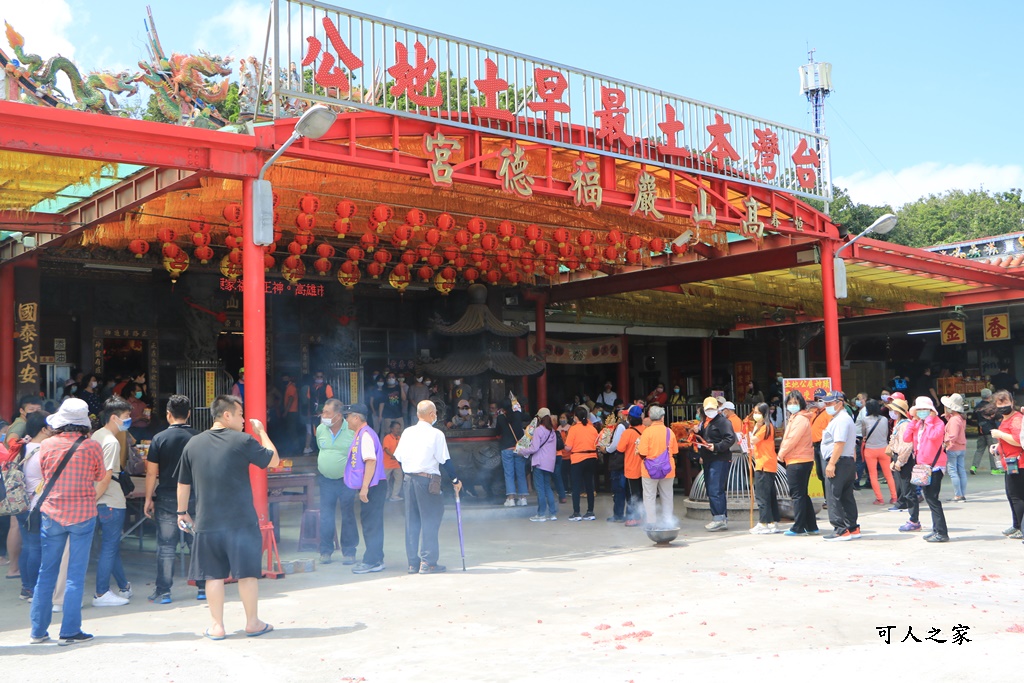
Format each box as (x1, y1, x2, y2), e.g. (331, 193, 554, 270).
(416, 377, 423, 383)
(459, 408, 469, 415)
(90, 381, 98, 389)
(889, 411, 900, 420)
(752, 413, 763, 421)
(315, 378, 324, 384)
(387, 379, 396, 386)
(787, 404, 800, 414)
(705, 409, 719, 419)
(135, 391, 143, 399)
(674, 388, 681, 394)
(321, 416, 334, 427)
(816, 401, 825, 409)
(998, 405, 1013, 416)
(118, 417, 132, 432)
(916, 410, 931, 420)
(881, 394, 890, 401)
(454, 379, 461, 386)
(825, 405, 838, 416)
(855, 400, 863, 408)
(425, 380, 432, 386)
(399, 377, 405, 383)
(559, 419, 567, 425)
(377, 381, 384, 388)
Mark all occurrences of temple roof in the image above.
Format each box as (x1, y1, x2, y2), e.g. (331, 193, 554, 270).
(434, 284, 528, 337)
(420, 351, 545, 378)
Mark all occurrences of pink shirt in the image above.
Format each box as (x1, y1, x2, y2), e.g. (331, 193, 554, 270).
(943, 413, 966, 452)
(903, 415, 947, 469)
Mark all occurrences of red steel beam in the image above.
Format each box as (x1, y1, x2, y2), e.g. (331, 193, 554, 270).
(850, 244, 1024, 291)
(0, 211, 68, 234)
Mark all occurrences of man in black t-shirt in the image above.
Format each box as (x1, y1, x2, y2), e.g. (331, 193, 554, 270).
(143, 394, 202, 603)
(177, 395, 279, 639)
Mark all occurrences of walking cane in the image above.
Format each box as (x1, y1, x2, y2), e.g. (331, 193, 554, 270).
(454, 487, 467, 571)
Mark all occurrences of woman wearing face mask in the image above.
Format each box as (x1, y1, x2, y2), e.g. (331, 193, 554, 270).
(122, 381, 151, 437)
(693, 397, 736, 531)
(860, 399, 896, 506)
(746, 382, 764, 405)
(988, 390, 1024, 539)
(886, 397, 918, 521)
(748, 402, 780, 534)
(901, 397, 949, 542)
(554, 413, 570, 502)
(777, 390, 818, 536)
(940, 393, 968, 502)
(79, 374, 103, 421)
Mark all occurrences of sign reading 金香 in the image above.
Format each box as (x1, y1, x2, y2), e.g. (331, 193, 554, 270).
(940, 319, 966, 345)
(983, 313, 1010, 342)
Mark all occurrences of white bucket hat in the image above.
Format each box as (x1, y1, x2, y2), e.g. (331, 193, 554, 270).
(47, 397, 91, 429)
(911, 396, 937, 414)
(940, 393, 965, 413)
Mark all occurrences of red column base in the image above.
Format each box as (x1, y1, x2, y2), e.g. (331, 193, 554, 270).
(261, 521, 285, 579)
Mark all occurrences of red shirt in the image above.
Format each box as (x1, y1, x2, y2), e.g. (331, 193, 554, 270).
(39, 432, 105, 526)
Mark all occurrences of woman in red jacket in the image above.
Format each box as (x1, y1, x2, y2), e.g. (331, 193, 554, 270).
(988, 390, 1024, 539)
(902, 397, 949, 542)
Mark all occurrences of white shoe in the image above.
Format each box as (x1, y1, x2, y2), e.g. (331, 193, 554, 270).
(753, 525, 775, 535)
(92, 591, 129, 607)
(767, 523, 779, 534)
(52, 603, 62, 613)
(117, 583, 133, 600)
(302, 447, 314, 455)
(516, 497, 528, 506)
(529, 515, 548, 522)
(705, 520, 728, 532)
(749, 523, 766, 535)
(547, 515, 558, 521)
(503, 498, 516, 507)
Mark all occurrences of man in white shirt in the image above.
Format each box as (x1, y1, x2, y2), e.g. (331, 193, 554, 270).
(821, 391, 860, 542)
(393, 400, 463, 574)
(91, 397, 133, 607)
(597, 382, 618, 409)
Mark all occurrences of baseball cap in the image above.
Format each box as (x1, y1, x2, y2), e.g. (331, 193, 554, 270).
(812, 387, 828, 399)
(628, 405, 644, 419)
(722, 401, 736, 411)
(820, 391, 842, 403)
(536, 407, 551, 419)
(702, 397, 718, 411)
(342, 403, 370, 418)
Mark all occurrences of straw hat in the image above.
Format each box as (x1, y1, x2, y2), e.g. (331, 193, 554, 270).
(940, 393, 965, 413)
(889, 397, 910, 417)
(911, 396, 937, 414)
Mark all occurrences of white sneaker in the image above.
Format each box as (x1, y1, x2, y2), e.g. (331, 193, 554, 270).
(52, 603, 62, 613)
(117, 583, 132, 600)
(753, 525, 775, 535)
(302, 447, 314, 455)
(503, 498, 516, 507)
(547, 515, 558, 521)
(705, 520, 728, 532)
(767, 523, 779, 534)
(92, 591, 129, 607)
(516, 497, 528, 506)
(749, 523, 766, 535)
(529, 515, 548, 522)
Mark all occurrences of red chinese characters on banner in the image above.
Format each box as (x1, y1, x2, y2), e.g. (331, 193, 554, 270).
(595, 87, 635, 147)
(657, 104, 685, 157)
(388, 41, 442, 106)
(752, 127, 780, 180)
(301, 17, 363, 93)
(471, 58, 513, 122)
(791, 138, 821, 189)
(704, 114, 740, 167)
(526, 68, 570, 127)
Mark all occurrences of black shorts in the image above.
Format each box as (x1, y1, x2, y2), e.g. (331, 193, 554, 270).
(188, 526, 263, 581)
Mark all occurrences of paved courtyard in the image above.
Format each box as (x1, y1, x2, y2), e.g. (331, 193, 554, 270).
(1, 474, 1020, 681)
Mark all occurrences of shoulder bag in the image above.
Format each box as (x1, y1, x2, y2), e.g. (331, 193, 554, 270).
(0, 454, 29, 516)
(25, 436, 85, 533)
(643, 428, 674, 480)
(910, 444, 943, 487)
(859, 418, 883, 458)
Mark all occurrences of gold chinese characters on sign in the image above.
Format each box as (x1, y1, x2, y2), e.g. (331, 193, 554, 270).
(16, 302, 39, 388)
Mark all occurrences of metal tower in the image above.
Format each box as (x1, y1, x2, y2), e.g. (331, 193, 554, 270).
(799, 49, 833, 211)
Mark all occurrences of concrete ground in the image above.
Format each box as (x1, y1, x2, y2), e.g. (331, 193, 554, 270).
(1, 471, 1021, 682)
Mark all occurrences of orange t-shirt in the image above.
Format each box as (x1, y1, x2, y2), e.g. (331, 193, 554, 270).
(382, 433, 400, 470)
(284, 383, 299, 414)
(565, 422, 600, 464)
(637, 422, 679, 479)
(617, 424, 646, 479)
(750, 422, 778, 472)
(728, 413, 745, 439)
(811, 409, 831, 443)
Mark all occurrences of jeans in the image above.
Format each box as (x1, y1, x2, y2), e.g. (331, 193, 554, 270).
(641, 477, 675, 527)
(533, 469, 557, 517)
(609, 470, 627, 519)
(16, 511, 41, 594)
(972, 435, 996, 470)
(754, 470, 780, 525)
(553, 456, 567, 499)
(31, 515, 96, 639)
(501, 449, 528, 496)
(154, 498, 204, 595)
(94, 505, 129, 597)
(360, 482, 387, 566)
(923, 470, 947, 536)
(1006, 471, 1024, 529)
(570, 459, 597, 515)
(946, 450, 967, 498)
(705, 459, 731, 520)
(785, 462, 818, 533)
(404, 475, 444, 566)
(826, 457, 858, 532)
(319, 475, 358, 557)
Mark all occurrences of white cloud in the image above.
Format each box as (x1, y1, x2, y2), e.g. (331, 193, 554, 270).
(2, 1, 75, 60)
(836, 162, 1024, 208)
(192, 0, 271, 61)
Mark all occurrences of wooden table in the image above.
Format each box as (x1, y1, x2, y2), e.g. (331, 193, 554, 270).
(267, 472, 317, 542)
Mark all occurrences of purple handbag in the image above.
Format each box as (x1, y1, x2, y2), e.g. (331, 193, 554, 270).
(644, 428, 673, 479)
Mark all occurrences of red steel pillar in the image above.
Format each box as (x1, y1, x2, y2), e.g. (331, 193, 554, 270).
(534, 294, 548, 410)
(242, 177, 281, 577)
(820, 239, 842, 392)
(617, 334, 629, 403)
(0, 264, 14, 420)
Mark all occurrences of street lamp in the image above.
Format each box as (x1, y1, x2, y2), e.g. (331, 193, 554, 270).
(252, 105, 338, 245)
(832, 213, 897, 299)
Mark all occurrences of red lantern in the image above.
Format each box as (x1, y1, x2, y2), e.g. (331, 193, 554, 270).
(406, 208, 426, 227)
(162, 243, 182, 259)
(495, 249, 511, 264)
(485, 269, 501, 284)
(441, 266, 457, 281)
(294, 231, 315, 251)
(129, 239, 149, 258)
(400, 250, 417, 266)
(295, 213, 316, 231)
(470, 247, 485, 265)
(506, 270, 521, 284)
(671, 242, 688, 256)
(453, 256, 467, 270)
(525, 223, 541, 244)
(606, 229, 623, 246)
(157, 227, 176, 244)
(287, 241, 303, 256)
(553, 227, 569, 247)
(454, 229, 471, 251)
(435, 212, 455, 232)
(262, 242, 277, 255)
(191, 232, 211, 249)
(603, 245, 618, 262)
(557, 243, 575, 259)
(360, 232, 379, 252)
(337, 261, 360, 289)
(416, 242, 433, 261)
(625, 250, 640, 265)
(392, 224, 413, 248)
(263, 253, 275, 270)
(481, 233, 498, 251)
(227, 225, 244, 238)
(497, 220, 515, 241)
(284, 255, 302, 269)
(578, 230, 594, 247)
(314, 257, 332, 274)
(346, 246, 365, 262)
(335, 200, 356, 219)
(282, 256, 305, 285)
(479, 258, 492, 272)
(626, 234, 643, 251)
(316, 243, 336, 259)
(520, 254, 535, 273)
(230, 249, 244, 266)
(499, 261, 511, 273)
(299, 193, 320, 214)
(222, 203, 243, 224)
(467, 217, 487, 238)
(443, 245, 459, 263)
(194, 245, 214, 264)
(581, 245, 597, 259)
(534, 240, 551, 256)
(508, 235, 525, 254)
(544, 263, 558, 277)
(425, 227, 441, 246)
(417, 265, 434, 282)
(273, 229, 282, 243)
(187, 218, 209, 235)
(649, 237, 665, 253)
(333, 218, 351, 239)
(372, 204, 393, 225)
(373, 249, 392, 264)
(367, 261, 385, 279)
(565, 257, 581, 271)
(587, 257, 603, 272)
(427, 252, 444, 268)
(463, 267, 480, 282)
(393, 263, 410, 278)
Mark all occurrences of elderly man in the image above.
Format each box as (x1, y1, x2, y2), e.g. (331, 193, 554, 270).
(394, 401, 463, 574)
(342, 404, 388, 574)
(694, 397, 736, 532)
(820, 391, 860, 542)
(810, 387, 832, 483)
(637, 405, 679, 528)
(315, 398, 357, 566)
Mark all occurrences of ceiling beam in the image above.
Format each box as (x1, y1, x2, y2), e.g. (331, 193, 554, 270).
(0, 211, 68, 234)
(850, 243, 1024, 291)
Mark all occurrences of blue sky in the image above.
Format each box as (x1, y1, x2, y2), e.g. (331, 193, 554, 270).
(5, 0, 1022, 207)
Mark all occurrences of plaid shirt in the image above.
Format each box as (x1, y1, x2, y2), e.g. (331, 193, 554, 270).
(39, 432, 105, 526)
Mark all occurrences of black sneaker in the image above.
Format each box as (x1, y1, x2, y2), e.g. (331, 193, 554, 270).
(196, 589, 206, 601)
(419, 563, 447, 574)
(341, 555, 356, 566)
(925, 534, 949, 543)
(58, 632, 94, 646)
(147, 591, 171, 604)
(582, 513, 596, 521)
(352, 562, 385, 574)
(19, 588, 33, 601)
(408, 564, 420, 574)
